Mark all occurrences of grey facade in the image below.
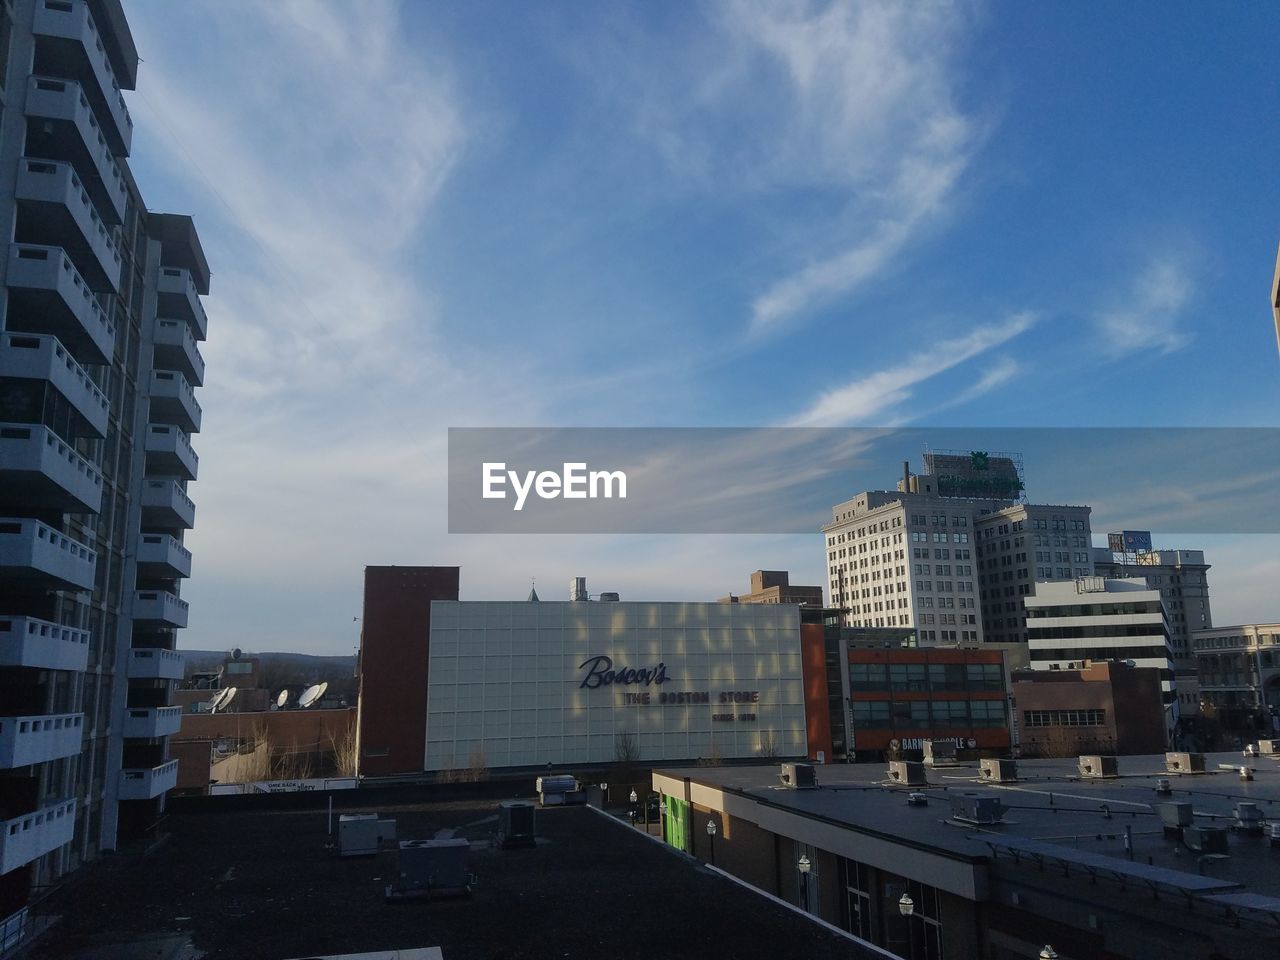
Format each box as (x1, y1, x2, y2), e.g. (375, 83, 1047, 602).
(0, 0, 208, 938)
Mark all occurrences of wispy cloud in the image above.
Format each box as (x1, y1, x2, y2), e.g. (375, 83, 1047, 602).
(785, 314, 1036, 427)
(1096, 256, 1195, 358)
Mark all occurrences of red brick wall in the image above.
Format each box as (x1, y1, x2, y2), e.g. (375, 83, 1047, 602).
(800, 624, 834, 761)
(356, 566, 459, 776)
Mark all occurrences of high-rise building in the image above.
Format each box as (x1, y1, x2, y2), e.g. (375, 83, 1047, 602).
(1192, 622, 1280, 723)
(822, 453, 1092, 644)
(1093, 542, 1212, 713)
(0, 0, 209, 938)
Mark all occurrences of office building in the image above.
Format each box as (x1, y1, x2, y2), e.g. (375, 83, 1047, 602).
(719, 569, 823, 606)
(1193, 622, 1280, 727)
(823, 453, 1093, 643)
(1012, 660, 1167, 757)
(1094, 541, 1212, 713)
(0, 0, 209, 941)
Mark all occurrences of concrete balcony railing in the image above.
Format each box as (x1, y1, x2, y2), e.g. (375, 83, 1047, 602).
(4, 244, 115, 365)
(153, 318, 205, 386)
(126, 647, 184, 681)
(0, 423, 103, 515)
(148, 370, 202, 434)
(0, 799, 76, 875)
(143, 423, 198, 482)
(0, 517, 96, 591)
(139, 479, 195, 531)
(0, 615, 90, 672)
(0, 713, 84, 768)
(136, 533, 192, 579)
(24, 75, 127, 223)
(0, 333, 108, 438)
(132, 590, 189, 629)
(122, 706, 182, 740)
(15, 158, 122, 293)
(156, 267, 208, 341)
(32, 0, 133, 155)
(118, 760, 178, 801)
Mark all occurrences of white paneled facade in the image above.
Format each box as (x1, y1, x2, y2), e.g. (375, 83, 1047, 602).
(425, 601, 806, 771)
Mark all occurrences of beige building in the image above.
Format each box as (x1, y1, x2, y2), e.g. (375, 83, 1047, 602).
(719, 570, 823, 606)
(1194, 623, 1280, 717)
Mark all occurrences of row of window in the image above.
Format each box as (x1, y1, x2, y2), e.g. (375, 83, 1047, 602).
(851, 699, 1007, 728)
(851, 662, 1004, 692)
(1023, 709, 1106, 727)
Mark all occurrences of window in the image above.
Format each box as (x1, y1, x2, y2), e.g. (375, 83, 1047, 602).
(850, 662, 888, 690)
(851, 701, 890, 726)
(971, 700, 1007, 727)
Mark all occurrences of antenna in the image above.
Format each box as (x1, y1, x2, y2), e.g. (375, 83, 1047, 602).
(276, 688, 289, 708)
(298, 683, 323, 709)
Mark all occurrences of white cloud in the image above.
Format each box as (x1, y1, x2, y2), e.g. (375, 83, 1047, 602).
(1096, 256, 1195, 358)
(785, 313, 1036, 427)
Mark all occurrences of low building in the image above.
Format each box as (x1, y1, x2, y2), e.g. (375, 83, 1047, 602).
(719, 570, 823, 606)
(1012, 660, 1167, 757)
(1193, 622, 1280, 734)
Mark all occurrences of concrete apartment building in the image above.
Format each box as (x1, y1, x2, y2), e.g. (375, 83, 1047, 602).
(718, 569, 823, 606)
(1193, 622, 1280, 725)
(823, 453, 1093, 645)
(0, 0, 209, 941)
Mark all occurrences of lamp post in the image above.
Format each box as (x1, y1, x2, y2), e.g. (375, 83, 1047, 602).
(599, 782, 608, 808)
(658, 799, 667, 843)
(898, 892, 915, 959)
(706, 818, 717, 866)
(798, 854, 811, 913)
(1038, 948, 1058, 960)
(629, 789, 638, 826)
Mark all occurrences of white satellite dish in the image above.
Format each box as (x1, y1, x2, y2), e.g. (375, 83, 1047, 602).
(211, 686, 237, 713)
(316, 681, 328, 700)
(298, 683, 323, 709)
(221, 686, 238, 710)
(276, 688, 290, 708)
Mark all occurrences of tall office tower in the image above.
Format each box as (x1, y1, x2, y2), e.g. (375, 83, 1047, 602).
(822, 453, 1091, 645)
(0, 0, 209, 940)
(1093, 541, 1212, 714)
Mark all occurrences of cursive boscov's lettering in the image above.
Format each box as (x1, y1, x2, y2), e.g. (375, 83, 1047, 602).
(578, 655, 668, 689)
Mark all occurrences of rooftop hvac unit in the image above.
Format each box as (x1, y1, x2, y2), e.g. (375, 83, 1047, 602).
(1166, 752, 1205, 774)
(1183, 826, 1229, 856)
(599, 592, 620, 602)
(535, 775, 579, 806)
(922, 740, 958, 766)
(1234, 802, 1264, 834)
(1258, 739, 1279, 756)
(1078, 755, 1118, 779)
(389, 838, 473, 900)
(979, 758, 1017, 783)
(1157, 802, 1194, 830)
(950, 792, 1005, 825)
(499, 800, 537, 849)
(1271, 824, 1280, 848)
(888, 761, 927, 787)
(337, 814, 396, 857)
(779, 762, 817, 789)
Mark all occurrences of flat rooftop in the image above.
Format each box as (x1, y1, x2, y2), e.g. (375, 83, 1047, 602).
(29, 797, 882, 960)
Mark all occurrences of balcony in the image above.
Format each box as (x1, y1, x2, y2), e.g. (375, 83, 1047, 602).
(122, 706, 182, 740)
(117, 760, 178, 800)
(156, 268, 208, 341)
(0, 800, 76, 875)
(0, 713, 84, 768)
(148, 370, 202, 434)
(136, 533, 192, 579)
(139, 479, 195, 531)
(126, 647, 184, 681)
(143, 423, 198, 481)
(15, 158, 122, 292)
(0, 424, 103, 514)
(153, 319, 205, 386)
(0, 517, 96, 591)
(132, 591, 188, 629)
(0, 616, 90, 672)
(0, 333, 109, 438)
(32, 0, 133, 155)
(5, 245, 115, 365)
(24, 75, 127, 223)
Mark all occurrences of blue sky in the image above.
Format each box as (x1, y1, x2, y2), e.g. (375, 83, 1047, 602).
(121, 1, 1280, 654)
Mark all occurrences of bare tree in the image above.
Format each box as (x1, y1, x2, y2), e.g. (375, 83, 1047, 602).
(759, 730, 780, 760)
(464, 745, 489, 783)
(328, 728, 358, 778)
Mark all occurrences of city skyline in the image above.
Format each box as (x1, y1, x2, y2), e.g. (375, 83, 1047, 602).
(120, 0, 1279, 655)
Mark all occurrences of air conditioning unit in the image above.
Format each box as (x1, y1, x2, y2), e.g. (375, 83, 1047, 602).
(498, 800, 537, 849)
(393, 838, 473, 898)
(1234, 802, 1264, 834)
(980, 758, 1017, 783)
(950, 792, 1005, 825)
(536, 775, 579, 806)
(923, 740, 958, 766)
(1165, 752, 1205, 774)
(1184, 826, 1229, 856)
(779, 762, 817, 789)
(1078, 755, 1118, 778)
(337, 814, 395, 856)
(1258, 740, 1279, 756)
(1157, 802, 1194, 830)
(888, 761, 927, 786)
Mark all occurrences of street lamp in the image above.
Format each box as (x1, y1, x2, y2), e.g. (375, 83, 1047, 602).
(599, 782, 608, 807)
(798, 854, 811, 912)
(629, 788, 638, 825)
(1039, 948, 1058, 960)
(706, 818, 718, 866)
(898, 892, 915, 958)
(658, 800, 667, 843)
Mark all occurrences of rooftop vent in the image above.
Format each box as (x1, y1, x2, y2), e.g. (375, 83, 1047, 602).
(599, 592, 620, 602)
(1258, 739, 1279, 756)
(923, 740, 958, 766)
(950, 792, 1005, 825)
(1078, 755, 1118, 779)
(980, 758, 1017, 783)
(1165, 752, 1205, 775)
(779, 762, 817, 789)
(1234, 802, 1264, 834)
(907, 792, 928, 807)
(1183, 826, 1229, 856)
(888, 760, 927, 786)
(498, 800, 537, 849)
(1155, 777, 1172, 796)
(1157, 801, 1194, 831)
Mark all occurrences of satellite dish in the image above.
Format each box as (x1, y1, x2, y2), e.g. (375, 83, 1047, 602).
(208, 688, 229, 713)
(276, 688, 290, 708)
(316, 681, 329, 700)
(231, 647, 242, 660)
(221, 686, 237, 710)
(298, 683, 323, 709)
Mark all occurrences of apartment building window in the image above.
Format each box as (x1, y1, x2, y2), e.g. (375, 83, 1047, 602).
(953, 533, 969, 544)
(970, 701, 1007, 726)
(850, 663, 888, 691)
